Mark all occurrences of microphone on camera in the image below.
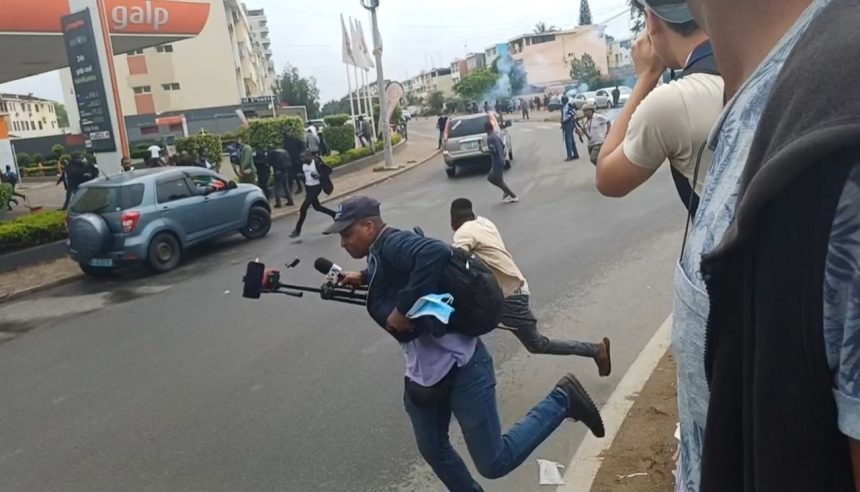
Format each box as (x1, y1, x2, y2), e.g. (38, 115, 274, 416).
(314, 257, 343, 283)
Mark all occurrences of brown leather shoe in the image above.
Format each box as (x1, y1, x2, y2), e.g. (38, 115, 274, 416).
(594, 337, 611, 377)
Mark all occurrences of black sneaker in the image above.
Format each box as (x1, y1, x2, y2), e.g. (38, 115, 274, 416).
(556, 374, 604, 437)
(289, 230, 300, 238)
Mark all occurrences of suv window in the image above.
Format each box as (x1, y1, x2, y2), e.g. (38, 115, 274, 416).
(70, 184, 145, 214)
(157, 178, 195, 203)
(189, 173, 227, 192)
(448, 117, 488, 138)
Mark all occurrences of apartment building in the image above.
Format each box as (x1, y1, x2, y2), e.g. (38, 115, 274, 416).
(60, 0, 276, 134)
(246, 8, 278, 95)
(450, 59, 468, 84)
(408, 68, 454, 101)
(508, 25, 608, 88)
(607, 37, 635, 80)
(0, 93, 63, 138)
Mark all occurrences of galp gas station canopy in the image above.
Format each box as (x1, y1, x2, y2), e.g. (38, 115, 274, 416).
(0, 0, 210, 84)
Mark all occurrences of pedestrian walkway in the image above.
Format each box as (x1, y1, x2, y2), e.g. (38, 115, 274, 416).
(0, 135, 439, 302)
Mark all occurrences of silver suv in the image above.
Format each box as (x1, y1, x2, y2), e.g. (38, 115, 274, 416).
(67, 167, 271, 276)
(442, 112, 513, 178)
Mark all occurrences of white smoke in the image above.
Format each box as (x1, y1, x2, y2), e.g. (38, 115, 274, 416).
(482, 54, 527, 105)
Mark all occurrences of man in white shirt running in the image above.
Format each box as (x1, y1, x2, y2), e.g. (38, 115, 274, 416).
(450, 198, 611, 375)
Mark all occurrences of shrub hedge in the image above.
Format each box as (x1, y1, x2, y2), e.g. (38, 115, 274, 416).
(241, 116, 304, 151)
(16, 153, 32, 166)
(319, 133, 403, 168)
(325, 126, 355, 154)
(323, 114, 351, 127)
(0, 210, 68, 254)
(176, 133, 222, 161)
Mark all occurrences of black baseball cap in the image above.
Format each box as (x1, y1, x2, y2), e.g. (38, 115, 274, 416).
(635, 0, 694, 24)
(323, 196, 381, 234)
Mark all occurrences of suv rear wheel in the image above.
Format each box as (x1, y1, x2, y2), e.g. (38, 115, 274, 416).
(147, 232, 181, 273)
(446, 166, 456, 178)
(241, 206, 271, 240)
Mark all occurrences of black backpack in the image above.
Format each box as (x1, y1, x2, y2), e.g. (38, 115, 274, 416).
(441, 247, 504, 337)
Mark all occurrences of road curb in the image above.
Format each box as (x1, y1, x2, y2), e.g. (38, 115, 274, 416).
(556, 314, 673, 492)
(0, 147, 441, 306)
(270, 147, 441, 222)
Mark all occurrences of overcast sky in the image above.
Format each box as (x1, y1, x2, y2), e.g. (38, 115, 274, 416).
(0, 0, 634, 104)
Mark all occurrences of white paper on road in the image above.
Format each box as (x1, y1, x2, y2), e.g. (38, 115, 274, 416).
(537, 459, 565, 485)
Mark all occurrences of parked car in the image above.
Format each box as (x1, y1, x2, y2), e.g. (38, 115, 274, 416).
(597, 86, 633, 107)
(67, 167, 271, 276)
(547, 96, 563, 112)
(307, 119, 327, 131)
(573, 91, 612, 110)
(442, 112, 513, 178)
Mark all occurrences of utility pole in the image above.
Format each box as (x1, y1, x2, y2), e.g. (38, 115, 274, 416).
(361, 0, 395, 169)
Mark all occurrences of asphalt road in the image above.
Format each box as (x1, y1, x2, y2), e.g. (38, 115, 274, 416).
(0, 114, 685, 491)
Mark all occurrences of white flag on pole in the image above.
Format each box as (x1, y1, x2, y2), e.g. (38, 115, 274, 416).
(349, 17, 367, 70)
(356, 20, 375, 71)
(341, 14, 356, 66)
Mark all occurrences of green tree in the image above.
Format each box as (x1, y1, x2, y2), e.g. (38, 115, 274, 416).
(427, 91, 445, 112)
(580, 0, 593, 25)
(570, 53, 603, 89)
(533, 21, 558, 33)
(321, 98, 352, 116)
(453, 68, 499, 101)
(278, 64, 321, 118)
(54, 103, 70, 128)
(628, 0, 645, 35)
(51, 144, 65, 159)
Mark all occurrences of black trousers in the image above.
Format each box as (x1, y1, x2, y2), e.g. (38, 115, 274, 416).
(293, 185, 336, 233)
(288, 164, 303, 193)
(273, 172, 293, 206)
(257, 169, 271, 199)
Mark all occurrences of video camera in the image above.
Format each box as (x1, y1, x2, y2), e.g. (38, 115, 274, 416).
(242, 257, 368, 306)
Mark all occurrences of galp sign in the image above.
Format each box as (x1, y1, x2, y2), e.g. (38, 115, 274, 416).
(112, 0, 168, 31)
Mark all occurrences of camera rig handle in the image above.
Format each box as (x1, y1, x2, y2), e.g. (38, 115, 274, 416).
(243, 261, 367, 306)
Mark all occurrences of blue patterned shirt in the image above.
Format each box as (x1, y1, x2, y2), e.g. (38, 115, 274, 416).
(672, 1, 839, 490)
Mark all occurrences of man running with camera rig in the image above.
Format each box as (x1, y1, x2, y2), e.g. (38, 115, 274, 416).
(325, 195, 604, 491)
(450, 198, 611, 375)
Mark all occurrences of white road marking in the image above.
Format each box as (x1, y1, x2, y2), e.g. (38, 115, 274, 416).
(556, 314, 673, 492)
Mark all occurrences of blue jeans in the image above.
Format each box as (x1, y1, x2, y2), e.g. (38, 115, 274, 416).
(562, 124, 579, 159)
(403, 341, 569, 491)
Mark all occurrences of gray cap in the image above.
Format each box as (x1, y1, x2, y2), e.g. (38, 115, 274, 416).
(635, 0, 695, 24)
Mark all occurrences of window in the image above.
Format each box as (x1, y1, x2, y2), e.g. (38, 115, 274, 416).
(157, 178, 194, 203)
(448, 117, 490, 138)
(141, 125, 159, 135)
(128, 49, 144, 55)
(70, 184, 145, 213)
(38, 122, 43, 130)
(133, 86, 152, 94)
(162, 83, 181, 91)
(156, 44, 174, 53)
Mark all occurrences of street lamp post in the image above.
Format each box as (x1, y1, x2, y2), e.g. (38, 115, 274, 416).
(361, 0, 395, 170)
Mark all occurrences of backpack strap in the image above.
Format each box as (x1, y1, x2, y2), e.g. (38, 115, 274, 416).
(669, 40, 719, 215)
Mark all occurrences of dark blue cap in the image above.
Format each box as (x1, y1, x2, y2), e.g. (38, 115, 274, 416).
(323, 196, 382, 234)
(635, 0, 695, 24)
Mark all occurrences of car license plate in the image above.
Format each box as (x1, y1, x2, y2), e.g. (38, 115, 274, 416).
(463, 142, 480, 150)
(89, 258, 113, 267)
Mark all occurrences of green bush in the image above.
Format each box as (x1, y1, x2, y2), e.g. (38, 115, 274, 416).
(52, 144, 66, 159)
(0, 184, 11, 210)
(59, 154, 71, 165)
(176, 133, 222, 160)
(324, 114, 351, 127)
(31, 153, 44, 164)
(16, 153, 31, 166)
(130, 149, 150, 160)
(85, 153, 96, 164)
(325, 126, 355, 154)
(345, 147, 373, 161)
(241, 116, 304, 151)
(22, 165, 58, 177)
(322, 155, 343, 167)
(0, 210, 68, 254)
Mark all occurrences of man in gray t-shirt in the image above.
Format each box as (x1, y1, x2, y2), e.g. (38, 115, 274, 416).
(578, 103, 611, 165)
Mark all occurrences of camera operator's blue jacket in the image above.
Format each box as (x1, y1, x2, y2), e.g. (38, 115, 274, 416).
(363, 227, 451, 342)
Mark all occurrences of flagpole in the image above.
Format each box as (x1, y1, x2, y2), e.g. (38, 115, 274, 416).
(364, 69, 377, 141)
(346, 64, 359, 147)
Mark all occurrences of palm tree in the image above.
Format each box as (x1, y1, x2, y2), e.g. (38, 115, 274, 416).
(533, 21, 559, 34)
